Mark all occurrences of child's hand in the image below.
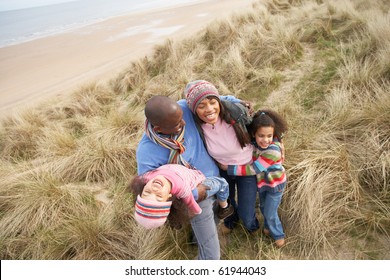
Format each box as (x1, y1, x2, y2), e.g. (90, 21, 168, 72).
(280, 142, 285, 163)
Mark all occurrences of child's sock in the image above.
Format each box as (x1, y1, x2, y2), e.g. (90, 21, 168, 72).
(220, 201, 228, 208)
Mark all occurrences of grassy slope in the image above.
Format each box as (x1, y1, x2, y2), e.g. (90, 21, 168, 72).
(0, 0, 389, 259)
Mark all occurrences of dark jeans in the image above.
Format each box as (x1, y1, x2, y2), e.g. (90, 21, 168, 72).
(220, 169, 259, 232)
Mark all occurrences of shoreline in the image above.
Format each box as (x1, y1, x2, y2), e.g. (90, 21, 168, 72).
(0, 0, 255, 117)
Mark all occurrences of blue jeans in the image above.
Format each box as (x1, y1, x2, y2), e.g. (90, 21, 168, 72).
(203, 176, 229, 202)
(220, 169, 259, 232)
(190, 196, 220, 260)
(259, 188, 285, 240)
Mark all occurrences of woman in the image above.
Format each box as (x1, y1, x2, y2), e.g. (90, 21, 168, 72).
(184, 80, 259, 233)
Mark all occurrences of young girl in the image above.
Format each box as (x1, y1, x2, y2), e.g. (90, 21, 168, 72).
(129, 164, 234, 229)
(221, 109, 288, 247)
(184, 80, 259, 234)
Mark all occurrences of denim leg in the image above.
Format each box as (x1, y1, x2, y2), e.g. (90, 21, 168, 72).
(190, 196, 220, 260)
(220, 170, 259, 232)
(259, 191, 267, 228)
(203, 177, 229, 202)
(259, 189, 284, 240)
(236, 175, 259, 232)
(220, 170, 239, 229)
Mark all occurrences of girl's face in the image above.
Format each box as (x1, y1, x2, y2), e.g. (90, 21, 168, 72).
(195, 98, 220, 125)
(254, 126, 274, 149)
(141, 175, 172, 202)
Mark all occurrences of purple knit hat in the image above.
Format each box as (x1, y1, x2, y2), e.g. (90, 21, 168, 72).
(184, 80, 220, 113)
(134, 195, 172, 229)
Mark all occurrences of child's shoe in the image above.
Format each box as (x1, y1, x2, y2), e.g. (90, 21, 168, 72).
(217, 203, 234, 219)
(274, 238, 285, 248)
(263, 228, 285, 248)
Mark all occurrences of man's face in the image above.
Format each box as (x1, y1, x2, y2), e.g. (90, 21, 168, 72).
(154, 107, 186, 135)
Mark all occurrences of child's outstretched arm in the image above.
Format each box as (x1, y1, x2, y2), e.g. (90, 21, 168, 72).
(227, 142, 283, 176)
(227, 161, 265, 176)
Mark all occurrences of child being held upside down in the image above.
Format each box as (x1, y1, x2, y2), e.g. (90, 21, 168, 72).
(129, 164, 234, 229)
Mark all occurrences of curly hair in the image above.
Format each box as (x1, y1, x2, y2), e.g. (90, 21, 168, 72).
(249, 109, 288, 141)
(127, 175, 190, 229)
(193, 97, 251, 148)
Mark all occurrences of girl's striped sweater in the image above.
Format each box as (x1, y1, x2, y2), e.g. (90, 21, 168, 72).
(227, 141, 286, 192)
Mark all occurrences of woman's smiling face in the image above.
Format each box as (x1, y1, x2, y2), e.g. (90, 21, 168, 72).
(195, 97, 220, 124)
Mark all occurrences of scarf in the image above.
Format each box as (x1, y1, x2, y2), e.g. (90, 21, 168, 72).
(145, 120, 192, 168)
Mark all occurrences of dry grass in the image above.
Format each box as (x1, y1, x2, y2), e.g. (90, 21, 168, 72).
(0, 0, 389, 259)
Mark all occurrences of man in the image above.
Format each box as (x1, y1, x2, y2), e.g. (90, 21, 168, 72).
(137, 93, 239, 260)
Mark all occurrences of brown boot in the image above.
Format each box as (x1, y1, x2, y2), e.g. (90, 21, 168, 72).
(217, 203, 234, 219)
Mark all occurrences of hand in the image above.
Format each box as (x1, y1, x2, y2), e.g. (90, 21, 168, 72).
(218, 162, 228, 171)
(196, 184, 210, 202)
(240, 100, 254, 115)
(280, 141, 285, 163)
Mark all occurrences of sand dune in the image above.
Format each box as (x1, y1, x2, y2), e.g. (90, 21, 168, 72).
(0, 0, 255, 117)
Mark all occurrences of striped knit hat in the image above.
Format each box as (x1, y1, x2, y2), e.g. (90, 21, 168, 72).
(185, 80, 220, 113)
(134, 195, 172, 229)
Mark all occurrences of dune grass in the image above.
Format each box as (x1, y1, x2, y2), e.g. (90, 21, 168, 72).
(0, 0, 389, 259)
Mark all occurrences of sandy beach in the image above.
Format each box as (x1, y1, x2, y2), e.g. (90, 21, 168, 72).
(0, 0, 255, 117)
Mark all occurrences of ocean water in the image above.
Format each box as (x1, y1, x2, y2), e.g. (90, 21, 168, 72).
(0, 0, 200, 48)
